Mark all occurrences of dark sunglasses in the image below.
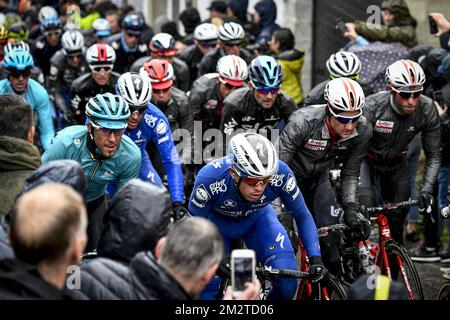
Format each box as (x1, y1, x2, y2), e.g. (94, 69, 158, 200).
(153, 87, 170, 94)
(126, 32, 141, 39)
(129, 106, 147, 114)
(256, 87, 279, 96)
(397, 91, 422, 99)
(200, 41, 217, 48)
(335, 115, 361, 124)
(44, 30, 62, 37)
(224, 42, 241, 47)
(242, 176, 271, 187)
(8, 68, 32, 78)
(92, 66, 112, 72)
(67, 54, 82, 60)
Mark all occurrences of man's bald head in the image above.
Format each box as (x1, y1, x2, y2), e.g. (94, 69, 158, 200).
(10, 183, 87, 265)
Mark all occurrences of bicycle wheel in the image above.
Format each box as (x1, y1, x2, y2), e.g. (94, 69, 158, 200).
(380, 242, 424, 300)
(436, 282, 450, 300)
(296, 274, 347, 300)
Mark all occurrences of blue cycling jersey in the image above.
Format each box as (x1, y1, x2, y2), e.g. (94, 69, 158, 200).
(125, 103, 184, 203)
(0, 78, 55, 150)
(188, 157, 321, 258)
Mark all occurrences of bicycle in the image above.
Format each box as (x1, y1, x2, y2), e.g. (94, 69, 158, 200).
(436, 266, 450, 300)
(362, 200, 424, 300)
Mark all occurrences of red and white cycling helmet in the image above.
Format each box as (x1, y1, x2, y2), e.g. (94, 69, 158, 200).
(86, 43, 116, 66)
(324, 77, 365, 114)
(385, 59, 425, 92)
(217, 54, 248, 87)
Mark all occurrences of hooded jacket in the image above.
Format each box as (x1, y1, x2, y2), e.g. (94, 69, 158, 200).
(254, 0, 280, 44)
(78, 180, 172, 299)
(0, 136, 40, 218)
(277, 49, 305, 105)
(354, 0, 417, 48)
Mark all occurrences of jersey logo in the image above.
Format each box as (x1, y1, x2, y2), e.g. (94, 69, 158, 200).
(209, 179, 227, 195)
(144, 114, 157, 128)
(374, 120, 394, 133)
(269, 174, 284, 187)
(194, 184, 211, 202)
(156, 119, 168, 135)
(304, 139, 327, 151)
(211, 161, 221, 169)
(223, 118, 238, 135)
(223, 199, 237, 207)
(136, 130, 142, 139)
(259, 194, 266, 203)
(275, 232, 285, 249)
(206, 99, 218, 109)
(283, 175, 297, 193)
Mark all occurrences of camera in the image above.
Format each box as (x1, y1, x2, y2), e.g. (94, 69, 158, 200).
(231, 249, 255, 298)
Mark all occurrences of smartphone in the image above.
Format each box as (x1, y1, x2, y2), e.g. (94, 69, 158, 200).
(429, 15, 438, 34)
(434, 90, 443, 105)
(231, 249, 255, 298)
(336, 21, 348, 34)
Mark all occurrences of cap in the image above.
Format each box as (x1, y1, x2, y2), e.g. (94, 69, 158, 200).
(207, 1, 228, 14)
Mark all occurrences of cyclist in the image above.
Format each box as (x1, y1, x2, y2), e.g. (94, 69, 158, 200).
(0, 48, 55, 151)
(48, 30, 88, 127)
(220, 55, 296, 138)
(178, 23, 218, 88)
(278, 77, 373, 276)
(188, 132, 325, 300)
(83, 18, 112, 47)
(359, 59, 441, 251)
(190, 54, 248, 163)
(131, 33, 190, 92)
(41, 92, 142, 251)
(115, 72, 187, 217)
(304, 51, 373, 106)
(70, 43, 120, 125)
(198, 21, 252, 77)
(110, 13, 148, 74)
(31, 14, 62, 78)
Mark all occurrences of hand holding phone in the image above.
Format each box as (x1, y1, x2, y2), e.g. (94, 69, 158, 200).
(429, 15, 438, 34)
(231, 249, 256, 299)
(336, 21, 348, 34)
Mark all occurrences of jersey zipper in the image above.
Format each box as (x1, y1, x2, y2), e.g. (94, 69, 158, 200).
(89, 160, 103, 182)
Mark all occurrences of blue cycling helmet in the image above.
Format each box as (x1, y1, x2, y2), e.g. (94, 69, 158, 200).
(3, 48, 34, 70)
(85, 93, 130, 129)
(122, 14, 144, 35)
(249, 55, 284, 89)
(41, 16, 62, 31)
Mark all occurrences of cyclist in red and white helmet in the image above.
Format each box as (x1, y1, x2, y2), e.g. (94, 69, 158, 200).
(197, 22, 252, 76)
(360, 59, 441, 261)
(130, 33, 191, 92)
(279, 77, 373, 277)
(70, 43, 120, 124)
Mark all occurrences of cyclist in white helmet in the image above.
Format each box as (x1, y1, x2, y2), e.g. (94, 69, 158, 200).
(189, 132, 324, 300)
(304, 51, 373, 106)
(198, 22, 252, 77)
(279, 77, 373, 277)
(359, 59, 441, 262)
(179, 23, 218, 87)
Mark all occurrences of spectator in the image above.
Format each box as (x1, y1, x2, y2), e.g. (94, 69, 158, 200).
(0, 183, 87, 299)
(110, 13, 148, 74)
(105, 9, 121, 35)
(429, 12, 450, 37)
(178, 23, 218, 88)
(207, 0, 228, 27)
(198, 22, 252, 76)
(269, 28, 305, 107)
(179, 7, 201, 45)
(344, 0, 417, 48)
(0, 94, 40, 218)
(77, 179, 171, 299)
(252, 0, 279, 45)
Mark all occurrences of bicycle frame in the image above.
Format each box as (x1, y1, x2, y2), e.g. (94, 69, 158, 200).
(373, 211, 415, 299)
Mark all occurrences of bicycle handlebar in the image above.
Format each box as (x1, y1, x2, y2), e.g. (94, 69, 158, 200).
(362, 200, 418, 214)
(317, 224, 348, 237)
(256, 265, 309, 279)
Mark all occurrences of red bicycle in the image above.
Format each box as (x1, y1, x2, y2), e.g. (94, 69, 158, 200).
(363, 200, 424, 300)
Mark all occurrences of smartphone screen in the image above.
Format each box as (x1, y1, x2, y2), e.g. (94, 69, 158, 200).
(232, 257, 254, 292)
(336, 21, 347, 34)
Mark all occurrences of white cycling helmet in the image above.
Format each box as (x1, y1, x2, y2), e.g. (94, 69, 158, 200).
(194, 23, 218, 42)
(228, 132, 279, 178)
(149, 33, 176, 56)
(61, 30, 84, 54)
(38, 6, 58, 23)
(86, 43, 116, 65)
(4, 40, 30, 54)
(385, 59, 426, 91)
(92, 18, 111, 37)
(217, 55, 248, 86)
(326, 51, 361, 78)
(116, 72, 152, 107)
(324, 77, 365, 113)
(218, 22, 245, 45)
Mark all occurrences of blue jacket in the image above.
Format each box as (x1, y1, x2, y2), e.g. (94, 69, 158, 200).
(0, 78, 55, 150)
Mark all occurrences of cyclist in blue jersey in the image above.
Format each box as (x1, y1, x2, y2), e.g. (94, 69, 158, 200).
(188, 132, 326, 300)
(41, 92, 141, 252)
(0, 48, 55, 151)
(115, 72, 187, 218)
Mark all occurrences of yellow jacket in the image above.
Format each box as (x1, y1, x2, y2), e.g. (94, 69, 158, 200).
(277, 48, 305, 105)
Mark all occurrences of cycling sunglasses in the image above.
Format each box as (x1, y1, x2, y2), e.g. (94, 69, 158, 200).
(44, 30, 62, 37)
(328, 106, 361, 124)
(153, 87, 171, 94)
(219, 77, 243, 90)
(256, 87, 279, 96)
(91, 122, 126, 136)
(8, 68, 32, 78)
(129, 105, 147, 114)
(126, 32, 141, 38)
(242, 176, 271, 186)
(91, 65, 113, 72)
(394, 89, 422, 99)
(67, 53, 82, 61)
(199, 41, 217, 49)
